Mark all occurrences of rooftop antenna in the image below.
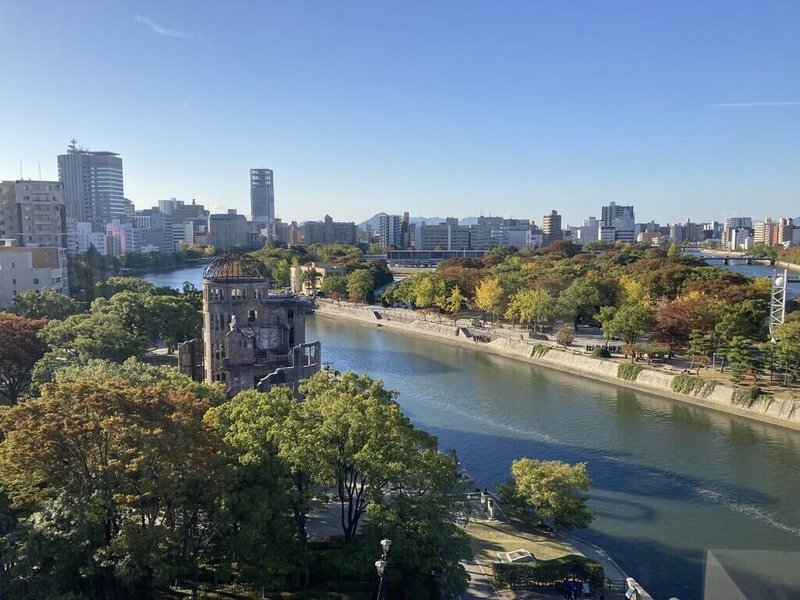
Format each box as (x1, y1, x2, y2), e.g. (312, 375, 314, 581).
(19, 161, 23, 179)
(38, 162, 42, 180)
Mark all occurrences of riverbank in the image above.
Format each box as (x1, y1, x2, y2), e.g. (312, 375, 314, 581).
(314, 300, 800, 432)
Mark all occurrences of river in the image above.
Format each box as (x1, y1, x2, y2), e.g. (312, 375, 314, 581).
(307, 315, 800, 600)
(142, 261, 800, 599)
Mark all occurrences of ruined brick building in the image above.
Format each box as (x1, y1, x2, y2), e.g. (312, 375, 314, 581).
(178, 251, 320, 395)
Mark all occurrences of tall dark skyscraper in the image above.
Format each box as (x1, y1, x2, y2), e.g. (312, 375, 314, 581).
(250, 168, 275, 224)
(57, 140, 126, 229)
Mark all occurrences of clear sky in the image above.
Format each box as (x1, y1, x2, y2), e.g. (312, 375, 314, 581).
(1, 1, 798, 226)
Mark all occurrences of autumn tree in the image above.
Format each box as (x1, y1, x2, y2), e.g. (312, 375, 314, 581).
(505, 288, 555, 333)
(0, 312, 48, 405)
(445, 286, 465, 317)
(0, 379, 219, 596)
(474, 277, 504, 322)
(498, 458, 593, 530)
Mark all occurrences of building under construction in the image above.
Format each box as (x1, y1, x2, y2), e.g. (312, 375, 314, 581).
(178, 251, 321, 395)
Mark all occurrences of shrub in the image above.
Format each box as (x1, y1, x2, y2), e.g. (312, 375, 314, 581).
(617, 363, 643, 381)
(532, 345, 550, 359)
(492, 555, 603, 588)
(671, 374, 716, 398)
(732, 386, 774, 408)
(591, 347, 611, 359)
(556, 326, 574, 347)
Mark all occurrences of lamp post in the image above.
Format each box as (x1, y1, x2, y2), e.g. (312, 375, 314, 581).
(375, 538, 392, 600)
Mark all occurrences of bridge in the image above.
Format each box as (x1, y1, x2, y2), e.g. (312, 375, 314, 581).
(700, 256, 773, 266)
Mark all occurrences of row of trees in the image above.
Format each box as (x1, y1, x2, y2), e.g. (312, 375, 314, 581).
(0, 365, 471, 599)
(375, 243, 800, 386)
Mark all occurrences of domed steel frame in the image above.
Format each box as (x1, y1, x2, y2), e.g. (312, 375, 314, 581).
(203, 251, 270, 281)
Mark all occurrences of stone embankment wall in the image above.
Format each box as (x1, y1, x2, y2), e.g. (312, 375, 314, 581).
(314, 301, 800, 431)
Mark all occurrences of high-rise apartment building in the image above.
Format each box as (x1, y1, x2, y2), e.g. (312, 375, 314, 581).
(378, 214, 404, 248)
(57, 140, 126, 228)
(600, 203, 635, 242)
(542, 210, 563, 247)
(250, 169, 275, 224)
(0, 180, 67, 248)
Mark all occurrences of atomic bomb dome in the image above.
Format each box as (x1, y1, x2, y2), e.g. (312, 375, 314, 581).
(203, 251, 271, 282)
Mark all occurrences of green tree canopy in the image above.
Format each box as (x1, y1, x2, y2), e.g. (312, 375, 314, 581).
(347, 269, 374, 303)
(498, 458, 593, 530)
(11, 289, 83, 321)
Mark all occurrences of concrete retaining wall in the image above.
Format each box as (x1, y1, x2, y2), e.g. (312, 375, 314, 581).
(313, 301, 800, 431)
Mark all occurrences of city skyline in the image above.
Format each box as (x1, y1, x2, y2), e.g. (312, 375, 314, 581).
(1, 1, 799, 225)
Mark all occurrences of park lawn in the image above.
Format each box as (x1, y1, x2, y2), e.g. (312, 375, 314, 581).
(465, 519, 574, 564)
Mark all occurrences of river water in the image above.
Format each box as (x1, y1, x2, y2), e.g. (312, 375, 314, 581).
(143, 261, 800, 599)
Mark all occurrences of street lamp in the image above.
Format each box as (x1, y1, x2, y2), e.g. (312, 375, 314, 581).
(375, 538, 392, 600)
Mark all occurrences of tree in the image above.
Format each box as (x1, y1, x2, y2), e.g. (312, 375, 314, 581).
(413, 274, 443, 310)
(474, 277, 504, 322)
(347, 269, 374, 303)
(772, 321, 800, 386)
(667, 240, 682, 261)
(498, 458, 593, 530)
(556, 279, 605, 329)
(300, 268, 321, 294)
(724, 336, 754, 383)
(39, 312, 150, 364)
(505, 288, 555, 333)
(653, 292, 721, 351)
(206, 388, 306, 590)
(321, 275, 348, 299)
(0, 379, 219, 596)
(595, 306, 617, 346)
(715, 299, 769, 342)
(365, 451, 472, 599)
(441, 286, 465, 318)
(686, 330, 712, 373)
(556, 325, 575, 347)
(147, 295, 202, 352)
(603, 304, 656, 345)
(299, 371, 437, 543)
(11, 289, 83, 321)
(0, 312, 48, 405)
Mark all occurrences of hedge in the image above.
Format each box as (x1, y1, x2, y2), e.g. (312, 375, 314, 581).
(492, 555, 603, 588)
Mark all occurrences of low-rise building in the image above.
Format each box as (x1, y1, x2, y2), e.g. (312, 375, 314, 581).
(0, 246, 68, 307)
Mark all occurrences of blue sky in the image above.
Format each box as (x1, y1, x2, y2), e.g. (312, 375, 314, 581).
(1, 1, 798, 226)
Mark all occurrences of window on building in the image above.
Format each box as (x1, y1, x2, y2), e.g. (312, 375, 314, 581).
(32, 278, 38, 284)
(248, 309, 257, 322)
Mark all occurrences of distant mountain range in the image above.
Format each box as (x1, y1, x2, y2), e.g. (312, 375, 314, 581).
(358, 213, 478, 230)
